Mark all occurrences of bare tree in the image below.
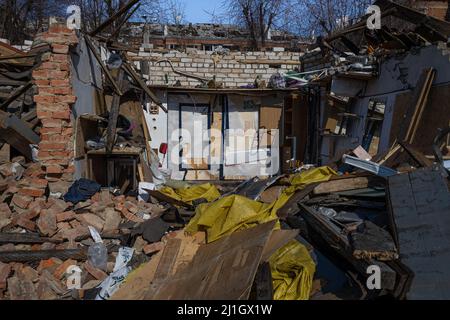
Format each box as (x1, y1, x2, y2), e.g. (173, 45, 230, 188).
(289, 0, 372, 37)
(0, 0, 69, 44)
(166, 0, 186, 24)
(222, 0, 288, 49)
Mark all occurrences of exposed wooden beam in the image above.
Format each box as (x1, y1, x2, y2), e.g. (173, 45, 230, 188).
(122, 61, 166, 112)
(106, 69, 125, 153)
(85, 36, 123, 96)
(89, 0, 140, 37)
(0, 81, 33, 110)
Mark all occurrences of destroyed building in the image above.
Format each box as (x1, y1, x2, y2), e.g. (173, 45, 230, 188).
(123, 22, 307, 52)
(0, 0, 449, 301)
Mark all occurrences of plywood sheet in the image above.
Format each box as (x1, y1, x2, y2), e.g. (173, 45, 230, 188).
(388, 167, 450, 299)
(145, 221, 276, 300)
(390, 84, 450, 154)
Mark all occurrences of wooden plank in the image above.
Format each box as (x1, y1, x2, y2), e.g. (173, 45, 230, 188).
(89, 0, 140, 36)
(0, 143, 10, 163)
(388, 167, 450, 299)
(144, 189, 193, 208)
(145, 221, 276, 300)
(313, 177, 371, 195)
(406, 69, 436, 144)
(250, 262, 273, 300)
(84, 36, 123, 96)
(0, 113, 40, 160)
(261, 229, 299, 262)
(105, 69, 124, 153)
(122, 61, 164, 110)
(152, 238, 182, 280)
(113, 231, 205, 300)
(109, 3, 141, 40)
(399, 141, 433, 167)
(396, 68, 435, 145)
(0, 82, 33, 110)
(276, 183, 319, 219)
(298, 203, 398, 292)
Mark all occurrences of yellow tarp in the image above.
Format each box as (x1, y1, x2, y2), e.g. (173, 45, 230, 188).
(159, 183, 221, 204)
(185, 194, 277, 242)
(183, 167, 335, 300)
(185, 167, 336, 243)
(270, 240, 316, 300)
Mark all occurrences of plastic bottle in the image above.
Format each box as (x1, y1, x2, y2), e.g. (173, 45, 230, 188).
(88, 243, 108, 271)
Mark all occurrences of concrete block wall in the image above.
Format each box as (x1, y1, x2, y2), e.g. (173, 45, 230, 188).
(130, 49, 302, 87)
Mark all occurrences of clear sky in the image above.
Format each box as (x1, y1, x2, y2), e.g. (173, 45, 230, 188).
(182, 0, 225, 23)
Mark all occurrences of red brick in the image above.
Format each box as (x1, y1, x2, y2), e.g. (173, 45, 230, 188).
(21, 205, 42, 220)
(48, 25, 73, 34)
(37, 258, 61, 274)
(41, 119, 62, 128)
(143, 242, 165, 255)
(46, 165, 64, 174)
(0, 262, 11, 290)
(53, 259, 77, 280)
(38, 102, 70, 113)
(64, 165, 75, 174)
(52, 87, 72, 95)
(59, 62, 70, 71)
(34, 95, 55, 104)
(37, 210, 57, 236)
(39, 142, 66, 151)
(0, 203, 12, 219)
(62, 127, 73, 135)
(29, 178, 48, 189)
(33, 69, 49, 79)
(18, 187, 45, 198)
(49, 70, 68, 79)
(16, 217, 36, 231)
(40, 62, 60, 70)
(12, 194, 33, 209)
(43, 159, 69, 166)
(52, 110, 71, 120)
(50, 79, 70, 87)
(50, 151, 71, 157)
(52, 55, 69, 63)
(53, 95, 76, 104)
(52, 44, 69, 54)
(56, 211, 76, 223)
(37, 87, 56, 95)
(7, 276, 38, 300)
(34, 79, 50, 86)
(17, 266, 39, 283)
(36, 110, 53, 119)
(40, 127, 62, 134)
(78, 213, 104, 231)
(57, 221, 71, 231)
(40, 134, 70, 143)
(83, 261, 107, 281)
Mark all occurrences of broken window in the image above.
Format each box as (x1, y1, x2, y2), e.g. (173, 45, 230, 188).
(362, 99, 386, 156)
(179, 104, 211, 171)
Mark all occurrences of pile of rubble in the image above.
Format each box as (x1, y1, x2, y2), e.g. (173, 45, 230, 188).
(0, 0, 449, 301)
(0, 155, 179, 300)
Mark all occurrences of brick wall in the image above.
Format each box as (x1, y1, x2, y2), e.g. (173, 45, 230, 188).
(32, 25, 78, 181)
(130, 48, 302, 87)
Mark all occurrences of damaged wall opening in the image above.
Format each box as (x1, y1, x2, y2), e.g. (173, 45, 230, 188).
(0, 0, 450, 302)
